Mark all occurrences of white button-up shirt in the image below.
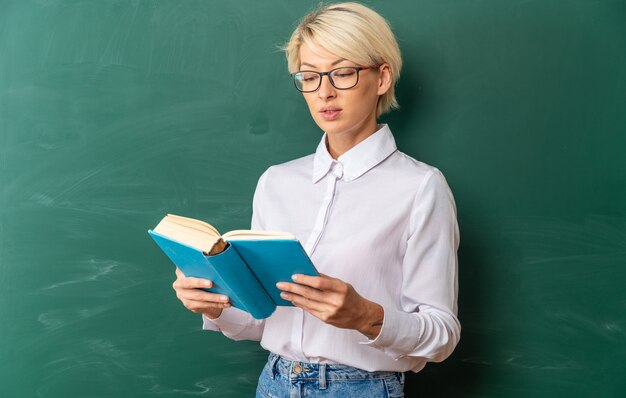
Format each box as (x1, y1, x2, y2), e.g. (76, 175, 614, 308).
(203, 124, 460, 373)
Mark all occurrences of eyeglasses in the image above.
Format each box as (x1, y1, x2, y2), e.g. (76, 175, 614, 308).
(291, 66, 377, 93)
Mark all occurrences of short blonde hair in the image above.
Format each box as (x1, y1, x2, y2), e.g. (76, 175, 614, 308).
(284, 2, 402, 117)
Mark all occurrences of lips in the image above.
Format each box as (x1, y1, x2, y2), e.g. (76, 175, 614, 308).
(319, 106, 342, 121)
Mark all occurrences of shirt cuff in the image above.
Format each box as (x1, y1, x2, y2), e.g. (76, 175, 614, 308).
(202, 307, 250, 337)
(359, 304, 422, 360)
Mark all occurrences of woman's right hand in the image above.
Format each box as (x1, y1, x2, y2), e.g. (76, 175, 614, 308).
(172, 267, 231, 319)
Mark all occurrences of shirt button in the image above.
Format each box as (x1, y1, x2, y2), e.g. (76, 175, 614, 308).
(293, 363, 303, 374)
(331, 162, 344, 178)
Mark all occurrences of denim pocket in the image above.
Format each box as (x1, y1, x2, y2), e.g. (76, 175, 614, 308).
(320, 378, 388, 397)
(256, 363, 282, 398)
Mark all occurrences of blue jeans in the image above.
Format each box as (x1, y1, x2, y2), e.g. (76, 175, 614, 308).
(255, 353, 405, 398)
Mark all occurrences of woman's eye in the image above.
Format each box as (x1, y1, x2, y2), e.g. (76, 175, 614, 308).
(334, 71, 355, 78)
(301, 74, 319, 82)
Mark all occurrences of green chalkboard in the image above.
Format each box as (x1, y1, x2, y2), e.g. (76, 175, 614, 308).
(1, 0, 625, 397)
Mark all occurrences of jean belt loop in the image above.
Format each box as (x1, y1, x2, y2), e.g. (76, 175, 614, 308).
(319, 363, 327, 390)
(399, 371, 405, 385)
(269, 353, 280, 380)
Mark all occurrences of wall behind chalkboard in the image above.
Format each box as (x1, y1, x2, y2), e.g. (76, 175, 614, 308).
(1, 1, 624, 397)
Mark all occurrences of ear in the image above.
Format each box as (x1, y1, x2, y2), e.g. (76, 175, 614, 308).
(376, 63, 393, 96)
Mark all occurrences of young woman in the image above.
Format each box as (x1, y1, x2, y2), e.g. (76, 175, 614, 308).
(173, 3, 460, 396)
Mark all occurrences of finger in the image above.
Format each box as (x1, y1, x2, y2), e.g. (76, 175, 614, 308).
(277, 281, 326, 302)
(284, 295, 342, 326)
(280, 290, 325, 312)
(291, 274, 338, 291)
(178, 288, 230, 304)
(182, 298, 231, 313)
(174, 275, 214, 290)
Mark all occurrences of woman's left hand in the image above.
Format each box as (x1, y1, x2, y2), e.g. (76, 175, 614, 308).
(276, 274, 384, 339)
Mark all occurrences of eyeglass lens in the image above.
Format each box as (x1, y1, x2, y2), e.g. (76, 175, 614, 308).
(293, 67, 360, 92)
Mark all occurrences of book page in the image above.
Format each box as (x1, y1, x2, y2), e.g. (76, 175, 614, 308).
(153, 217, 220, 252)
(165, 214, 221, 236)
(152, 214, 294, 250)
(223, 230, 294, 240)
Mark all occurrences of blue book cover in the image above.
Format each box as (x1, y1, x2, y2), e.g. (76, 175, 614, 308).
(228, 239, 318, 307)
(148, 229, 318, 319)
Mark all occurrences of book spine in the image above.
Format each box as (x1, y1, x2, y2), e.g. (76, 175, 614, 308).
(206, 244, 276, 319)
(148, 230, 237, 304)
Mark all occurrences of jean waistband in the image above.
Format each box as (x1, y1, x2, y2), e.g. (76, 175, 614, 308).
(267, 352, 404, 388)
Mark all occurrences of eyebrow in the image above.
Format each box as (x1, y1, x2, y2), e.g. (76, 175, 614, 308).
(300, 58, 347, 69)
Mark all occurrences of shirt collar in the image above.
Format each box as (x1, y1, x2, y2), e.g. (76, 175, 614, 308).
(312, 124, 398, 183)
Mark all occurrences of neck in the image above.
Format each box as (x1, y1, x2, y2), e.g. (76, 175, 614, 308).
(326, 119, 379, 159)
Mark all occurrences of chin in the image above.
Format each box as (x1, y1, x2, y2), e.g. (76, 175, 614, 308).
(312, 116, 347, 135)
(318, 123, 345, 136)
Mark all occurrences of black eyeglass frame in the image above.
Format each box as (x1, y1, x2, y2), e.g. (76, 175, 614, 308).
(290, 66, 379, 93)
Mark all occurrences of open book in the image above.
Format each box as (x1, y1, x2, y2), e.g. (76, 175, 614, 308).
(148, 214, 318, 319)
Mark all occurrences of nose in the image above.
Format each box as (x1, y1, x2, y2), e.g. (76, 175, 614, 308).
(317, 75, 336, 100)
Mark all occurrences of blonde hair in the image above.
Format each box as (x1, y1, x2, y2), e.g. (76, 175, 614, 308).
(283, 2, 402, 117)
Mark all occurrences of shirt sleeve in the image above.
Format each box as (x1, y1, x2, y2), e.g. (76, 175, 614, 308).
(202, 307, 265, 341)
(201, 170, 270, 341)
(361, 169, 461, 362)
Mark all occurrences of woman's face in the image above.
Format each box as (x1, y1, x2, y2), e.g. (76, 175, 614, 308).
(298, 43, 391, 144)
